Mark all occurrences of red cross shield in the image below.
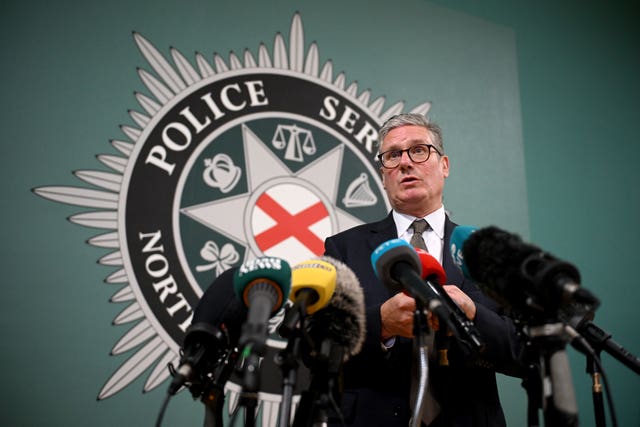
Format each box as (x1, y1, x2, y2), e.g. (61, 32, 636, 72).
(250, 182, 331, 260)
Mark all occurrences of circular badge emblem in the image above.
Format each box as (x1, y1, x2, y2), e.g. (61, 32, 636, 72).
(33, 14, 431, 414)
(123, 70, 391, 348)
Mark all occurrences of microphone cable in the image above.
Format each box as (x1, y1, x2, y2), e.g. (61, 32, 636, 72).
(565, 325, 618, 427)
(155, 391, 172, 427)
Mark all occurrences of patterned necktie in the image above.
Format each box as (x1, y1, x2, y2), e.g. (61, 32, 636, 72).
(409, 219, 429, 251)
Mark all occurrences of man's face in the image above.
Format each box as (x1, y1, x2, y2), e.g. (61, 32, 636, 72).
(379, 124, 449, 217)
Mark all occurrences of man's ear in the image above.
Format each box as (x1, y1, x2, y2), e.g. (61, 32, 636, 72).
(380, 167, 386, 188)
(441, 155, 450, 178)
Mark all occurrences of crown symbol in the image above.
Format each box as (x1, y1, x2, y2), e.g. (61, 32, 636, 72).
(272, 124, 316, 162)
(343, 173, 378, 208)
(203, 153, 242, 193)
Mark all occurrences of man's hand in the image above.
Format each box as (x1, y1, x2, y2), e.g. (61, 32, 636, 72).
(442, 285, 476, 320)
(380, 292, 416, 340)
(380, 284, 476, 341)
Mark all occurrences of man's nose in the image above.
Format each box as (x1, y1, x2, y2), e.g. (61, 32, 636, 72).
(398, 150, 413, 167)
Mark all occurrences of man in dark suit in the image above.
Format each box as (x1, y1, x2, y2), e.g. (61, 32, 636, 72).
(324, 113, 525, 426)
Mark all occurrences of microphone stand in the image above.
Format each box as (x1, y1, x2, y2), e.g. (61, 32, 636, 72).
(410, 300, 431, 427)
(276, 324, 303, 427)
(235, 346, 261, 427)
(292, 339, 343, 427)
(585, 349, 606, 427)
(520, 321, 579, 427)
(201, 347, 240, 427)
(564, 309, 639, 427)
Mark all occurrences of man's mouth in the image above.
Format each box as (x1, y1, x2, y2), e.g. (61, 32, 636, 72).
(401, 176, 419, 184)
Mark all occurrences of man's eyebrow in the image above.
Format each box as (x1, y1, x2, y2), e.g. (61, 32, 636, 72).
(384, 139, 430, 149)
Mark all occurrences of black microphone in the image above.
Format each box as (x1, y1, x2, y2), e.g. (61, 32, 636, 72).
(452, 226, 585, 426)
(370, 238, 454, 328)
(569, 317, 640, 375)
(192, 267, 247, 344)
(453, 225, 599, 318)
(167, 268, 243, 396)
(167, 322, 230, 395)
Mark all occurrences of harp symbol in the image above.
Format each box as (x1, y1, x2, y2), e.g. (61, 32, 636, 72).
(342, 173, 378, 208)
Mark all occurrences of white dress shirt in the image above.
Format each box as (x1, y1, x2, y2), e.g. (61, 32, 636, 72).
(392, 205, 446, 264)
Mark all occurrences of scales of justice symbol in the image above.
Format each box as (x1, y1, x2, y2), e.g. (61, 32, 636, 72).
(271, 123, 377, 208)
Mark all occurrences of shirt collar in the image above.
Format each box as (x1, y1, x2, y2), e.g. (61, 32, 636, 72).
(392, 205, 446, 240)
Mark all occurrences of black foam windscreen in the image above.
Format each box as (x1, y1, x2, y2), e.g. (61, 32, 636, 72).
(192, 267, 247, 347)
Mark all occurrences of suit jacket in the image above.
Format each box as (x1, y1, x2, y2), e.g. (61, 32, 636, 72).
(323, 212, 524, 427)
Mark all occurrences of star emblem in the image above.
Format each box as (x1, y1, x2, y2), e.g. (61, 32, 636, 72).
(182, 123, 363, 266)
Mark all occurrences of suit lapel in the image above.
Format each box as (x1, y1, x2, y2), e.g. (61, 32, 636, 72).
(363, 212, 463, 284)
(366, 211, 397, 251)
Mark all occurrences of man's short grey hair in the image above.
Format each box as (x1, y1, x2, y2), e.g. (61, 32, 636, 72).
(378, 113, 444, 154)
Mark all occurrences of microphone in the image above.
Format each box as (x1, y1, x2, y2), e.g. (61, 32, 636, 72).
(233, 257, 291, 394)
(371, 239, 453, 326)
(451, 225, 599, 318)
(233, 256, 292, 352)
(167, 322, 230, 395)
(276, 260, 336, 427)
(167, 267, 243, 396)
(192, 267, 247, 345)
(414, 248, 485, 352)
(452, 227, 586, 426)
(414, 248, 447, 283)
(303, 256, 366, 362)
(291, 256, 365, 427)
(279, 259, 337, 338)
(450, 225, 475, 280)
(568, 315, 640, 375)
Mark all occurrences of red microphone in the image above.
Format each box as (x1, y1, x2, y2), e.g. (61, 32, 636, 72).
(413, 248, 452, 365)
(398, 248, 446, 298)
(414, 248, 486, 353)
(414, 248, 447, 284)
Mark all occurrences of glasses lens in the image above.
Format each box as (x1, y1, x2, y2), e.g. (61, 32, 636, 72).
(380, 146, 432, 168)
(381, 151, 399, 168)
(409, 145, 430, 163)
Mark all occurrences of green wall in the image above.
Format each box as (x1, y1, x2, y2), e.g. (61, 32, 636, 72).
(429, 2, 640, 426)
(2, 0, 638, 426)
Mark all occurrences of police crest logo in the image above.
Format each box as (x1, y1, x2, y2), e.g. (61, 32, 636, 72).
(34, 12, 430, 422)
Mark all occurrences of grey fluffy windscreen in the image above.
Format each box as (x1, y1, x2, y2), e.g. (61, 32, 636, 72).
(304, 256, 366, 360)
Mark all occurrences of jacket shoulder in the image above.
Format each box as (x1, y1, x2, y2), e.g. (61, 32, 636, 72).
(326, 214, 393, 242)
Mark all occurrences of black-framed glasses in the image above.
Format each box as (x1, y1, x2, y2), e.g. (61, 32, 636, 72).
(377, 144, 441, 169)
